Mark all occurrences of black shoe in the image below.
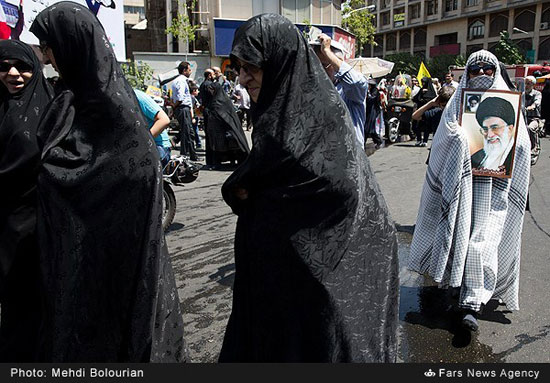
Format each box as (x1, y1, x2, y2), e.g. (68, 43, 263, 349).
(461, 310, 479, 332)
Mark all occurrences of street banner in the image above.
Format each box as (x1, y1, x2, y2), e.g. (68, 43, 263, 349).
(1, 0, 125, 61)
(459, 89, 522, 178)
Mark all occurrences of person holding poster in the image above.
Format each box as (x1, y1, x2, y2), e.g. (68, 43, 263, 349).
(408, 50, 531, 333)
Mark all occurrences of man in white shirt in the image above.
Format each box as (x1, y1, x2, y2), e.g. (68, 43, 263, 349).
(442, 72, 459, 89)
(171, 61, 198, 161)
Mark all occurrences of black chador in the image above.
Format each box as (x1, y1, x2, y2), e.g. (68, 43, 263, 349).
(220, 14, 399, 363)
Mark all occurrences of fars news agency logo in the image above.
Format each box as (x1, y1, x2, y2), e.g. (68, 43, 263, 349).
(424, 369, 436, 378)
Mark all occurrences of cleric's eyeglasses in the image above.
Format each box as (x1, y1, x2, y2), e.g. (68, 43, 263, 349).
(480, 124, 507, 135)
(469, 63, 496, 76)
(0, 61, 33, 73)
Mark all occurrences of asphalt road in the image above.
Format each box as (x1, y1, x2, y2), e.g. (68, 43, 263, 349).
(166, 132, 550, 363)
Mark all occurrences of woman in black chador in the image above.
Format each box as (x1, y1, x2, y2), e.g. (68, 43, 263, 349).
(0, 40, 53, 361)
(219, 14, 399, 363)
(29, 2, 187, 362)
(204, 80, 250, 168)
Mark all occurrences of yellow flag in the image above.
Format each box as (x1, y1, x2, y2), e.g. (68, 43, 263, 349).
(417, 62, 431, 81)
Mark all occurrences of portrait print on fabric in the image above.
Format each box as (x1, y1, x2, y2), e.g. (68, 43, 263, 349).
(459, 89, 522, 178)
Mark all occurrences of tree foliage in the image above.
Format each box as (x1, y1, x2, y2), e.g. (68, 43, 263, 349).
(165, 0, 199, 42)
(385, 53, 466, 80)
(121, 60, 153, 91)
(492, 31, 525, 65)
(342, 0, 376, 56)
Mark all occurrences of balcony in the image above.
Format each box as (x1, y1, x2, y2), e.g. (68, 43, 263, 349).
(430, 43, 460, 57)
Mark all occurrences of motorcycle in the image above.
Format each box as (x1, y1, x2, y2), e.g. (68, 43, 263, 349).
(162, 155, 201, 231)
(527, 118, 544, 166)
(385, 98, 415, 143)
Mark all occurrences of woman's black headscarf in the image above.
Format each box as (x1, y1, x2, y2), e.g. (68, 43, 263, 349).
(30, 2, 186, 362)
(0, 40, 53, 361)
(414, 76, 437, 106)
(220, 14, 399, 362)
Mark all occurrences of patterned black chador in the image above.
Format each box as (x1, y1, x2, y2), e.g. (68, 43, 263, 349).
(29, 2, 187, 362)
(220, 14, 399, 362)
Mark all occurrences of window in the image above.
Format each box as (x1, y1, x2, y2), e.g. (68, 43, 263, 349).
(436, 32, 457, 45)
(514, 9, 536, 33)
(400, 31, 411, 50)
(124, 6, 145, 19)
(539, 37, 550, 60)
(513, 38, 532, 56)
(445, 0, 457, 12)
(466, 45, 483, 56)
(374, 35, 383, 56)
(386, 33, 396, 51)
(283, 0, 312, 23)
(426, 1, 438, 16)
(468, 19, 485, 39)
(466, 0, 479, 6)
(382, 11, 390, 26)
(414, 28, 427, 47)
(409, 4, 421, 20)
(489, 13, 508, 38)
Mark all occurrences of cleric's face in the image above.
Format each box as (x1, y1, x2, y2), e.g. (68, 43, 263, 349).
(480, 116, 513, 149)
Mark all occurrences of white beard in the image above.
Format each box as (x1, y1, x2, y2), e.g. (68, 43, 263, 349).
(482, 127, 512, 170)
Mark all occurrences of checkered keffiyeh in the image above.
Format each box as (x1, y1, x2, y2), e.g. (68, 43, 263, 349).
(408, 50, 530, 311)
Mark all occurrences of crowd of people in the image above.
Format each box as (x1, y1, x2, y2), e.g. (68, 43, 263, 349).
(0, 4, 545, 363)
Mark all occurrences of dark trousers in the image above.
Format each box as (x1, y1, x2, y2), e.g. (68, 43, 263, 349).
(203, 111, 215, 166)
(366, 131, 383, 146)
(413, 120, 430, 143)
(175, 106, 197, 160)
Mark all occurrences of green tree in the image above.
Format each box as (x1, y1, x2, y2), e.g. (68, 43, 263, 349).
(385, 53, 422, 77)
(121, 60, 153, 91)
(342, 0, 376, 57)
(492, 31, 525, 64)
(165, 0, 199, 55)
(429, 54, 466, 80)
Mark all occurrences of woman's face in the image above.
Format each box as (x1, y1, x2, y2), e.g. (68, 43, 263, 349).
(40, 42, 59, 73)
(235, 58, 263, 103)
(0, 59, 33, 94)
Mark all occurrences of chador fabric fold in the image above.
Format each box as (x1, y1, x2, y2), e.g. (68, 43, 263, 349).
(220, 14, 399, 363)
(29, 2, 187, 362)
(0, 40, 53, 362)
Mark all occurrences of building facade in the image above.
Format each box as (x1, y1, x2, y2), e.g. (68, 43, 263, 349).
(131, 1, 351, 83)
(124, 0, 146, 26)
(133, 1, 348, 57)
(368, 0, 550, 63)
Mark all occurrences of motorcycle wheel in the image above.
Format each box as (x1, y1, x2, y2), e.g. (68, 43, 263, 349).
(388, 120, 400, 143)
(163, 181, 177, 231)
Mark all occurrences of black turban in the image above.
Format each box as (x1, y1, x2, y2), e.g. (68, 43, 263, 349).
(475, 96, 516, 126)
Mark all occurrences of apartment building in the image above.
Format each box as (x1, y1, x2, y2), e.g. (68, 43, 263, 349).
(367, 0, 550, 63)
(124, 0, 146, 26)
(136, 1, 350, 57)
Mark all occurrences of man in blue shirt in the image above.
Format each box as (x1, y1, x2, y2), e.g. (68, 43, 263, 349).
(170, 61, 198, 161)
(312, 34, 368, 146)
(134, 88, 172, 167)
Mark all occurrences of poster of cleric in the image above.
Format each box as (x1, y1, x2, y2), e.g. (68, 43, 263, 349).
(459, 89, 522, 178)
